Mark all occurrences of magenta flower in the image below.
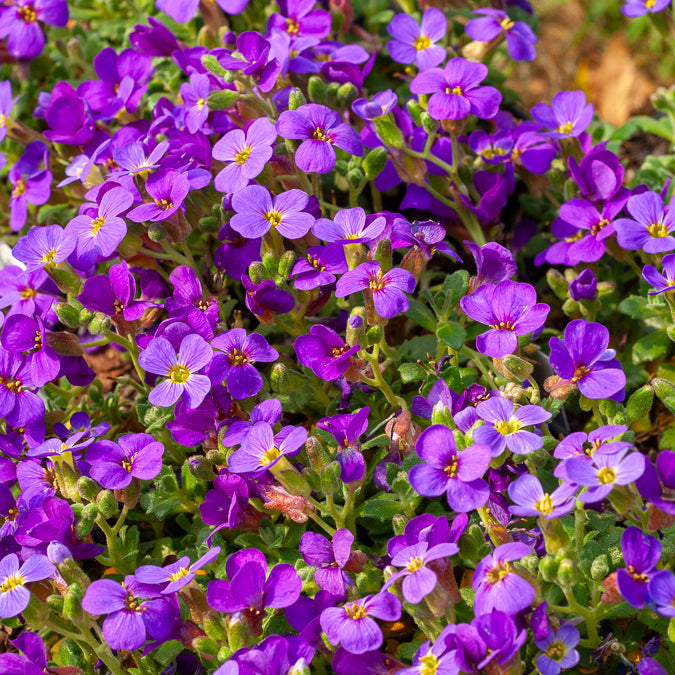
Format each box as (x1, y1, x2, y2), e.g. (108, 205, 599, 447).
(276, 103, 363, 173)
(473, 396, 551, 457)
(410, 425, 491, 512)
(535, 625, 580, 675)
(409, 57, 501, 121)
(290, 243, 348, 290)
(180, 73, 212, 134)
(213, 117, 277, 193)
(336, 261, 416, 319)
(548, 319, 626, 399)
(466, 8, 538, 61)
(230, 185, 314, 239)
(649, 570, 675, 618)
(320, 592, 401, 655)
(86, 433, 164, 489)
(0, 553, 55, 618)
(0, 0, 68, 59)
(386, 8, 447, 70)
(138, 334, 213, 408)
(0, 81, 16, 143)
(294, 324, 359, 381)
(530, 90, 593, 138)
(473, 542, 534, 615)
(615, 190, 675, 253)
(0, 346, 44, 427)
(317, 407, 370, 483)
(128, 169, 190, 222)
(300, 529, 354, 597)
(615, 527, 661, 608)
(460, 280, 550, 358)
(507, 474, 575, 519)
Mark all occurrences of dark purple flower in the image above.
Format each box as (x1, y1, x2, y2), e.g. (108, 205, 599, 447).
(473, 542, 534, 615)
(649, 570, 675, 618)
(636, 450, 675, 515)
(290, 243, 348, 290)
(208, 328, 278, 400)
(300, 529, 354, 597)
(129, 17, 180, 56)
(410, 57, 501, 121)
(268, 0, 331, 38)
(615, 190, 675, 253)
(128, 169, 190, 222)
(82, 576, 178, 651)
(213, 117, 277, 193)
(387, 8, 447, 70)
(643, 254, 675, 295)
(393, 219, 461, 261)
(568, 148, 625, 202)
(320, 592, 401, 655)
(242, 275, 295, 322)
(86, 433, 164, 489)
(569, 269, 597, 301)
(138, 334, 213, 408)
(352, 90, 398, 120)
(0, 0, 68, 59)
(410, 425, 491, 512)
(466, 9, 538, 61)
(465, 241, 517, 290)
(42, 83, 94, 145)
(615, 527, 661, 608)
(295, 325, 359, 381)
(317, 407, 369, 482)
(166, 266, 218, 335)
(460, 280, 550, 358)
(637, 658, 669, 675)
(0, 632, 57, 675)
(548, 319, 626, 399)
(217, 31, 281, 93)
(0, 553, 55, 618)
(215, 224, 262, 281)
(199, 472, 252, 542)
(530, 90, 593, 138)
(535, 625, 580, 675)
(136, 546, 221, 594)
(0, 347, 44, 427)
(508, 474, 575, 518)
(277, 103, 363, 173)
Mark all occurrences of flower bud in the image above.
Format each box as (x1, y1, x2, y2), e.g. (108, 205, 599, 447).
(652, 378, 675, 413)
(147, 222, 167, 242)
(347, 167, 364, 189)
(420, 111, 438, 136)
(278, 250, 296, 278)
(63, 583, 85, 622)
(406, 99, 424, 126)
(590, 554, 610, 580)
(263, 250, 279, 276)
(88, 313, 111, 336)
(373, 237, 392, 273)
(431, 403, 454, 428)
(557, 558, 577, 587)
(270, 363, 291, 394)
(48, 541, 74, 565)
(193, 635, 221, 657)
(226, 612, 252, 651)
(46, 262, 82, 295)
(47, 594, 65, 612)
(625, 385, 653, 424)
(373, 115, 405, 149)
(499, 354, 534, 382)
(539, 555, 559, 582)
(337, 82, 358, 107)
(248, 261, 270, 284)
(199, 216, 220, 233)
(320, 462, 342, 494)
(201, 54, 227, 76)
(346, 307, 366, 346)
(546, 268, 569, 300)
(114, 480, 140, 509)
(55, 302, 81, 328)
(76, 503, 98, 538)
(326, 81, 340, 108)
(207, 89, 239, 110)
(363, 147, 388, 181)
(366, 324, 383, 346)
(96, 489, 118, 519)
(188, 455, 216, 482)
(78, 307, 95, 325)
(308, 76, 327, 103)
(288, 659, 311, 675)
(76, 476, 98, 503)
(288, 87, 307, 110)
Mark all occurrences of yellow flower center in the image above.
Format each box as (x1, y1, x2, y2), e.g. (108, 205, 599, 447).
(121, 453, 138, 473)
(546, 641, 566, 661)
(444, 456, 459, 478)
(485, 561, 511, 585)
(406, 556, 425, 573)
(571, 365, 589, 383)
(331, 345, 349, 357)
(91, 216, 106, 235)
(445, 86, 463, 95)
(18, 6, 37, 23)
(264, 210, 283, 227)
(646, 0, 656, 7)
(597, 467, 616, 484)
(482, 147, 507, 160)
(591, 218, 609, 236)
(564, 231, 584, 243)
(555, 121, 575, 135)
(312, 127, 330, 142)
(154, 198, 174, 211)
(125, 593, 141, 612)
(489, 320, 515, 330)
(286, 17, 300, 34)
(419, 652, 440, 675)
(368, 270, 387, 292)
(0, 574, 25, 593)
(308, 254, 326, 270)
(648, 222, 669, 238)
(20, 286, 37, 299)
(1, 377, 22, 393)
(34, 330, 42, 350)
(535, 493, 554, 515)
(414, 36, 432, 51)
(494, 418, 522, 435)
(234, 146, 252, 165)
(344, 602, 368, 620)
(168, 567, 191, 582)
(500, 17, 515, 30)
(228, 348, 249, 366)
(12, 179, 26, 197)
(196, 98, 206, 111)
(627, 565, 649, 583)
(167, 364, 191, 384)
(260, 447, 281, 466)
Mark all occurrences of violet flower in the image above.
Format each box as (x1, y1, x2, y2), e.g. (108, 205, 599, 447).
(460, 280, 550, 358)
(222, 399, 282, 446)
(231, 185, 314, 239)
(397, 628, 457, 675)
(569, 268, 597, 301)
(466, 8, 538, 61)
(113, 139, 169, 176)
(317, 407, 369, 482)
(335, 261, 416, 319)
(86, 434, 164, 489)
(213, 117, 277, 193)
(507, 474, 575, 519)
(295, 325, 360, 381)
(217, 31, 281, 93)
(8, 165, 51, 232)
(534, 625, 580, 675)
(0, 553, 55, 618)
(128, 169, 190, 222)
(615, 527, 661, 608)
(473, 396, 551, 457)
(42, 83, 94, 145)
(465, 240, 517, 290)
(0, 81, 16, 143)
(409, 57, 501, 121)
(138, 334, 213, 408)
(386, 8, 447, 70)
(215, 224, 262, 280)
(0, 347, 44, 427)
(615, 190, 675, 253)
(352, 90, 398, 120)
(410, 425, 491, 512)
(180, 73, 212, 134)
(473, 542, 534, 615)
(242, 275, 295, 322)
(636, 449, 675, 515)
(300, 529, 354, 597)
(0, 0, 68, 59)
(638, 658, 669, 675)
(0, 632, 56, 675)
(530, 90, 593, 138)
(135, 546, 221, 594)
(268, 0, 332, 38)
(643, 254, 675, 294)
(622, 0, 670, 16)
(313, 207, 386, 244)
(276, 103, 363, 173)
(320, 592, 401, 655)
(568, 147, 626, 202)
(290, 243, 348, 290)
(648, 570, 675, 617)
(548, 319, 626, 399)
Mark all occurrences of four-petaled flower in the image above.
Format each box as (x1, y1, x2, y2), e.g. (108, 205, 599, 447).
(0, 553, 55, 618)
(387, 8, 448, 70)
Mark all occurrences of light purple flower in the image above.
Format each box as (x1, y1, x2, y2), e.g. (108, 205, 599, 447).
(180, 73, 212, 134)
(614, 190, 675, 254)
(300, 529, 354, 597)
(466, 8, 538, 61)
(622, 0, 670, 17)
(615, 527, 661, 608)
(313, 207, 386, 244)
(128, 169, 190, 222)
(643, 254, 675, 295)
(135, 546, 221, 594)
(386, 8, 447, 70)
(507, 473, 575, 519)
(352, 90, 398, 120)
(294, 324, 359, 381)
(0, 0, 68, 59)
(0, 553, 55, 618)
(290, 243, 348, 290)
(649, 570, 675, 618)
(530, 90, 593, 138)
(535, 625, 580, 675)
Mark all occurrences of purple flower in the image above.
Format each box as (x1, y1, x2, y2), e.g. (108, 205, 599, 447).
(231, 186, 314, 239)
(568, 148, 626, 202)
(268, 0, 331, 38)
(0, 347, 44, 427)
(394, 219, 461, 261)
(213, 117, 277, 193)
(65, 186, 133, 258)
(0, 0, 68, 59)
(648, 570, 675, 617)
(460, 280, 550, 358)
(643, 254, 675, 295)
(0, 81, 16, 143)
(136, 546, 221, 594)
(42, 83, 94, 145)
(638, 658, 669, 675)
(0, 632, 56, 675)
(128, 169, 190, 222)
(636, 449, 675, 515)
(615, 527, 661, 608)
(313, 207, 386, 244)
(336, 261, 416, 319)
(474, 397, 551, 457)
(410, 425, 491, 512)
(217, 31, 281, 93)
(215, 224, 262, 281)
(615, 190, 675, 253)
(409, 57, 501, 121)
(290, 243, 348, 290)
(208, 328, 278, 400)
(0, 553, 54, 617)
(242, 275, 295, 322)
(199, 473, 252, 541)
(548, 319, 626, 400)
(569, 269, 597, 301)
(138, 334, 213, 408)
(277, 103, 363, 173)
(300, 529, 354, 597)
(467, 9, 537, 61)
(352, 90, 398, 120)
(295, 325, 359, 381)
(180, 73, 212, 134)
(473, 542, 534, 615)
(207, 548, 302, 616)
(113, 139, 169, 176)
(386, 8, 447, 70)
(320, 592, 401, 655)
(535, 625, 580, 675)
(397, 628, 457, 675)
(317, 407, 369, 482)
(465, 241, 517, 290)
(228, 421, 307, 475)
(565, 448, 645, 503)
(622, 0, 670, 16)
(385, 541, 459, 604)
(82, 576, 178, 651)
(507, 474, 575, 518)
(86, 433, 164, 489)
(530, 90, 593, 138)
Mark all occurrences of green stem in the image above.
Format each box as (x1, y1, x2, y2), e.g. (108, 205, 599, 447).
(561, 585, 601, 646)
(574, 504, 585, 559)
(360, 345, 406, 410)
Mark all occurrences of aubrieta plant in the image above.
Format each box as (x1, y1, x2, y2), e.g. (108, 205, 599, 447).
(2, 0, 675, 673)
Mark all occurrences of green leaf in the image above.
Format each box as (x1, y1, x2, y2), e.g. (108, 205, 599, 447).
(632, 330, 670, 364)
(440, 270, 469, 313)
(437, 321, 466, 350)
(405, 299, 438, 332)
(398, 362, 427, 383)
(362, 495, 404, 520)
(618, 295, 665, 319)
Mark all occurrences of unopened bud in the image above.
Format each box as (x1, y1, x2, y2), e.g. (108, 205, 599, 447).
(557, 558, 577, 587)
(63, 583, 85, 622)
(289, 87, 307, 110)
(406, 99, 424, 126)
(278, 250, 296, 277)
(539, 555, 559, 582)
(366, 324, 383, 346)
(226, 612, 252, 652)
(248, 261, 270, 284)
(500, 354, 534, 382)
(147, 222, 167, 242)
(55, 302, 81, 328)
(546, 268, 569, 300)
(76, 503, 98, 538)
(199, 216, 220, 232)
(420, 112, 438, 135)
(96, 489, 118, 519)
(346, 307, 366, 347)
(337, 82, 358, 107)
(201, 54, 227, 76)
(305, 436, 330, 470)
(271, 363, 291, 394)
(206, 89, 239, 110)
(188, 455, 215, 482)
(262, 251, 279, 276)
(288, 659, 311, 675)
(363, 146, 388, 181)
(374, 237, 392, 273)
(78, 307, 95, 325)
(193, 635, 221, 657)
(88, 313, 111, 336)
(590, 555, 610, 580)
(47, 594, 65, 612)
(308, 76, 327, 104)
(347, 167, 364, 188)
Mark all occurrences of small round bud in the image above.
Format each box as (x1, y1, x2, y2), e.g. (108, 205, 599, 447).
(199, 216, 220, 232)
(55, 302, 81, 328)
(96, 489, 119, 519)
(76, 503, 98, 538)
(248, 261, 270, 284)
(590, 555, 610, 580)
(289, 87, 307, 110)
(78, 307, 95, 325)
(557, 558, 577, 587)
(278, 250, 296, 278)
(188, 455, 216, 482)
(147, 222, 167, 242)
(78, 476, 99, 502)
(308, 76, 327, 104)
(88, 313, 111, 336)
(263, 251, 279, 276)
(271, 363, 291, 394)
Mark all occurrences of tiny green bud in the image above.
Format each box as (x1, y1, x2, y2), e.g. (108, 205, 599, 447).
(320, 462, 341, 495)
(248, 261, 270, 284)
(347, 167, 364, 189)
(590, 554, 610, 580)
(46, 594, 65, 613)
(271, 363, 291, 394)
(407, 99, 424, 126)
(334, 159, 349, 174)
(366, 324, 383, 346)
(363, 146, 388, 181)
(557, 558, 577, 586)
(46, 262, 82, 295)
(288, 87, 307, 110)
(226, 611, 252, 652)
(528, 447, 550, 467)
(539, 555, 559, 582)
(88, 313, 111, 336)
(78, 476, 99, 502)
(546, 268, 569, 300)
(55, 302, 81, 328)
(625, 385, 653, 424)
(63, 583, 85, 622)
(420, 111, 438, 135)
(346, 307, 366, 346)
(206, 89, 239, 110)
(147, 222, 167, 242)
(278, 250, 296, 277)
(193, 635, 221, 657)
(373, 115, 405, 149)
(198, 216, 220, 233)
(263, 251, 279, 276)
(76, 503, 98, 538)
(326, 82, 340, 108)
(96, 490, 118, 519)
(201, 54, 227, 76)
(305, 436, 330, 470)
(307, 76, 327, 103)
(78, 307, 95, 325)
(374, 237, 392, 273)
(500, 354, 534, 382)
(337, 82, 358, 106)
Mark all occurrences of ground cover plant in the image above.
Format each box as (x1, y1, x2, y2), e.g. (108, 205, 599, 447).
(1, 0, 675, 673)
